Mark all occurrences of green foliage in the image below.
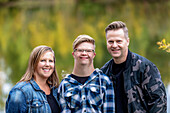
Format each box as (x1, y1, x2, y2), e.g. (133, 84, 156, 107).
(0, 0, 169, 82)
(0, 0, 170, 110)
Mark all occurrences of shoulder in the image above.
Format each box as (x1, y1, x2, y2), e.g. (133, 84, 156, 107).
(131, 52, 160, 73)
(131, 52, 153, 64)
(131, 52, 156, 68)
(11, 81, 32, 92)
(101, 59, 113, 70)
(7, 82, 30, 103)
(9, 81, 35, 99)
(59, 74, 72, 85)
(58, 74, 73, 92)
(95, 68, 112, 84)
(100, 59, 114, 76)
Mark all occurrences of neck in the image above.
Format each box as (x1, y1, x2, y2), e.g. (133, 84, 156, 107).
(34, 77, 50, 95)
(72, 64, 95, 77)
(114, 50, 128, 64)
(114, 57, 127, 64)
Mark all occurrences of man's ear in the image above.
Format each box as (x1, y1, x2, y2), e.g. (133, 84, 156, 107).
(93, 52, 96, 58)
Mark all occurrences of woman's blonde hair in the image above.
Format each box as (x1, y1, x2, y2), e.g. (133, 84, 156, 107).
(19, 45, 59, 88)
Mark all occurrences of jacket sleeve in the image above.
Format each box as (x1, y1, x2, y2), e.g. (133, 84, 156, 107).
(103, 80, 115, 113)
(142, 63, 167, 112)
(6, 89, 27, 113)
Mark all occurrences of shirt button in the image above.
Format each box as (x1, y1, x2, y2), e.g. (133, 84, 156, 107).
(82, 108, 86, 112)
(82, 95, 85, 100)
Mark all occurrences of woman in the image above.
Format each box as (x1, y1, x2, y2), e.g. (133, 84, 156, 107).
(6, 45, 60, 113)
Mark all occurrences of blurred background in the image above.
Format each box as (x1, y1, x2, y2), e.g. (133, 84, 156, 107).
(0, 0, 169, 112)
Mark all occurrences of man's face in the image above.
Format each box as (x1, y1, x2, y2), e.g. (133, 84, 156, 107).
(72, 42, 96, 66)
(106, 28, 129, 63)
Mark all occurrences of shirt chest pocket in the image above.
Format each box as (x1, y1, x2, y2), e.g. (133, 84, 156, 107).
(64, 88, 81, 109)
(88, 85, 103, 107)
(28, 100, 43, 113)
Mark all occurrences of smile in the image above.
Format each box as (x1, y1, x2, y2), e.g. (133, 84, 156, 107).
(43, 68, 50, 72)
(80, 56, 88, 59)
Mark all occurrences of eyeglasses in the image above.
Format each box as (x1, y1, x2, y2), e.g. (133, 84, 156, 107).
(74, 49, 95, 53)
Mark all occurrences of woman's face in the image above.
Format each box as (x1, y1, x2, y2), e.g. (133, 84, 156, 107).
(34, 51, 55, 81)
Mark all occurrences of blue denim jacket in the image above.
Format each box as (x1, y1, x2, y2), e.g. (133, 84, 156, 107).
(6, 79, 59, 113)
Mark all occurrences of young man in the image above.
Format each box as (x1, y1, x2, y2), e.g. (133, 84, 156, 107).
(58, 34, 115, 113)
(101, 21, 167, 113)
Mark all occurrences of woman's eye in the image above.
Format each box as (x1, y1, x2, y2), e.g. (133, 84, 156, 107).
(49, 60, 54, 62)
(40, 60, 45, 62)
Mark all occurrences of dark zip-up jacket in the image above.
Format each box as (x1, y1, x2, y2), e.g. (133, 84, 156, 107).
(101, 51, 167, 113)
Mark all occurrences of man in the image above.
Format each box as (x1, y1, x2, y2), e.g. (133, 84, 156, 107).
(58, 34, 115, 113)
(101, 21, 167, 113)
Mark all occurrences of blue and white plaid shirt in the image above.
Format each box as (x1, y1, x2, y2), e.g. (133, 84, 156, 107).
(58, 68, 115, 113)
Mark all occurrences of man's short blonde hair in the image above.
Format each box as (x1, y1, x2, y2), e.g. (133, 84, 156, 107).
(105, 21, 129, 39)
(72, 34, 95, 50)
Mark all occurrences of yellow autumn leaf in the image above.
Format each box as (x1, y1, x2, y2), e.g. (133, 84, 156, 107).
(157, 38, 170, 53)
(166, 49, 170, 52)
(162, 38, 166, 44)
(157, 41, 162, 45)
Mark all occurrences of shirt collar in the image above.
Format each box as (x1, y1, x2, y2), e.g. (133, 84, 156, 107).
(65, 68, 100, 85)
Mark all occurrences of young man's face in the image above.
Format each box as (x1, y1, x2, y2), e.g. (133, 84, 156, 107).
(72, 42, 96, 66)
(106, 28, 129, 63)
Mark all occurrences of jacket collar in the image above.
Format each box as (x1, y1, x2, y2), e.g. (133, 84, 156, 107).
(30, 78, 42, 91)
(101, 50, 133, 76)
(125, 50, 132, 69)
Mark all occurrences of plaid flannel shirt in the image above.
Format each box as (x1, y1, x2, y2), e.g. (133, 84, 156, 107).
(58, 68, 115, 113)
